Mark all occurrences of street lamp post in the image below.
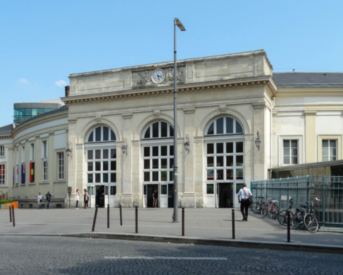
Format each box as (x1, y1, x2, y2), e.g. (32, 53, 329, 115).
(172, 18, 186, 223)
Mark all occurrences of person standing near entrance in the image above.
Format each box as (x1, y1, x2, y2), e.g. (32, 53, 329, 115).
(75, 189, 80, 208)
(83, 189, 89, 208)
(152, 190, 158, 208)
(237, 184, 252, 221)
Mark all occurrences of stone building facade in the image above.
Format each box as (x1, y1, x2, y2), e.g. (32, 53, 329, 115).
(1, 50, 342, 208)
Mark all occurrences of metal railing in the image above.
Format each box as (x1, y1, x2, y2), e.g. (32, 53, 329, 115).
(251, 176, 343, 227)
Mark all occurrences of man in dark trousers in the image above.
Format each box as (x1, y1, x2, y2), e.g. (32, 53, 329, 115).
(45, 191, 52, 208)
(237, 184, 252, 221)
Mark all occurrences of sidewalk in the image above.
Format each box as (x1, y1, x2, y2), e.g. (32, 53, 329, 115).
(1, 208, 342, 251)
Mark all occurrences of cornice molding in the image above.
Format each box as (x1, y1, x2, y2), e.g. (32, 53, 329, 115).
(63, 76, 274, 105)
(276, 87, 343, 97)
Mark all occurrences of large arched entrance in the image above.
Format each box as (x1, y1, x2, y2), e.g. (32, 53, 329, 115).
(204, 116, 245, 208)
(142, 120, 174, 208)
(85, 125, 116, 208)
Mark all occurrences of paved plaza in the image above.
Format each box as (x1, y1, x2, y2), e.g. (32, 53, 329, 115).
(0, 208, 342, 251)
(1, 235, 343, 275)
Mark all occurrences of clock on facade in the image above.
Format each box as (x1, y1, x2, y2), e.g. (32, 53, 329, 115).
(151, 69, 165, 84)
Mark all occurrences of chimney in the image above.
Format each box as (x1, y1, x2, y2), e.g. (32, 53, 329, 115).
(64, 85, 70, 97)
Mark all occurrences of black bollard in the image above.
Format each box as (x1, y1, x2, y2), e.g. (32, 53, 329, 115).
(135, 205, 138, 234)
(12, 206, 15, 227)
(91, 206, 98, 232)
(119, 204, 123, 226)
(182, 208, 185, 236)
(287, 210, 291, 243)
(232, 209, 235, 239)
(9, 206, 12, 223)
(107, 204, 110, 229)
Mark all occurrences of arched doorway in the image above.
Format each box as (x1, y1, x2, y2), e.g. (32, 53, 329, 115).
(85, 125, 116, 208)
(204, 116, 245, 208)
(142, 120, 174, 208)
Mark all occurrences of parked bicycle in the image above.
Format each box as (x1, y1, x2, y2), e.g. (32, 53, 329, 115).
(266, 199, 279, 219)
(252, 196, 265, 215)
(278, 197, 320, 233)
(252, 198, 279, 219)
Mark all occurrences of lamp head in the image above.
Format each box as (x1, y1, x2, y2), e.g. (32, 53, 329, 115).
(175, 18, 186, 31)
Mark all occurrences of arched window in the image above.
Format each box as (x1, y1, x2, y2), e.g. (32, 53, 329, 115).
(206, 116, 243, 136)
(87, 125, 116, 143)
(142, 120, 174, 208)
(143, 121, 174, 139)
(204, 116, 244, 208)
(85, 125, 117, 206)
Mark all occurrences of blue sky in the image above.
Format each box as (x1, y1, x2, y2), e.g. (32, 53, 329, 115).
(1, 0, 342, 126)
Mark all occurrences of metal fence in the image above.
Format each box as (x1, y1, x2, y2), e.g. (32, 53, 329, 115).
(251, 176, 343, 227)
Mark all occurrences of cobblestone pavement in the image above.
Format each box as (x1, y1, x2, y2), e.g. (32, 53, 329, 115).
(0, 236, 343, 275)
(0, 208, 342, 247)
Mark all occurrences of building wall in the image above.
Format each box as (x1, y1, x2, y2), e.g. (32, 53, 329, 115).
(10, 113, 68, 205)
(0, 138, 12, 196)
(272, 89, 343, 168)
(2, 50, 343, 208)
(65, 50, 274, 208)
(67, 83, 272, 208)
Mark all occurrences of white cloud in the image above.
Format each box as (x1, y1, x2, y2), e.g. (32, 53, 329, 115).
(55, 80, 67, 87)
(18, 78, 30, 85)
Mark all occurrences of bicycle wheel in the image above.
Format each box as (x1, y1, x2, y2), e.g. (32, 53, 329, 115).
(292, 211, 303, 230)
(278, 210, 293, 227)
(277, 210, 287, 226)
(304, 213, 319, 233)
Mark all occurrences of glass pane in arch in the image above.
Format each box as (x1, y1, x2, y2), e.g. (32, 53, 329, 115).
(207, 123, 214, 135)
(152, 122, 159, 138)
(236, 121, 243, 134)
(169, 126, 174, 137)
(161, 122, 168, 137)
(88, 132, 94, 142)
(226, 117, 233, 134)
(110, 129, 116, 141)
(103, 127, 109, 141)
(216, 118, 224, 134)
(144, 127, 151, 139)
(95, 127, 101, 142)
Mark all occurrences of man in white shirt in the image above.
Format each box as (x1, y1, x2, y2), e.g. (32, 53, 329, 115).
(237, 184, 252, 221)
(37, 192, 43, 209)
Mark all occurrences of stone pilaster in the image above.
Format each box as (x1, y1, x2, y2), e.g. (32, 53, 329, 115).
(305, 110, 317, 163)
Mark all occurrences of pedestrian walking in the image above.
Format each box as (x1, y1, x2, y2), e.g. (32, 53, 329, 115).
(37, 192, 43, 209)
(83, 189, 89, 208)
(75, 189, 80, 208)
(237, 184, 252, 221)
(45, 191, 52, 208)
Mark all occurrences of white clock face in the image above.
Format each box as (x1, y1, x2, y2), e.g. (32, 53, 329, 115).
(151, 70, 165, 84)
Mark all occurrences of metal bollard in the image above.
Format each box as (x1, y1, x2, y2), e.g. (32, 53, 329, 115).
(91, 206, 99, 232)
(182, 208, 185, 236)
(12, 206, 15, 227)
(287, 210, 291, 243)
(107, 204, 110, 229)
(232, 209, 235, 239)
(9, 206, 12, 223)
(135, 206, 138, 234)
(119, 204, 123, 226)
